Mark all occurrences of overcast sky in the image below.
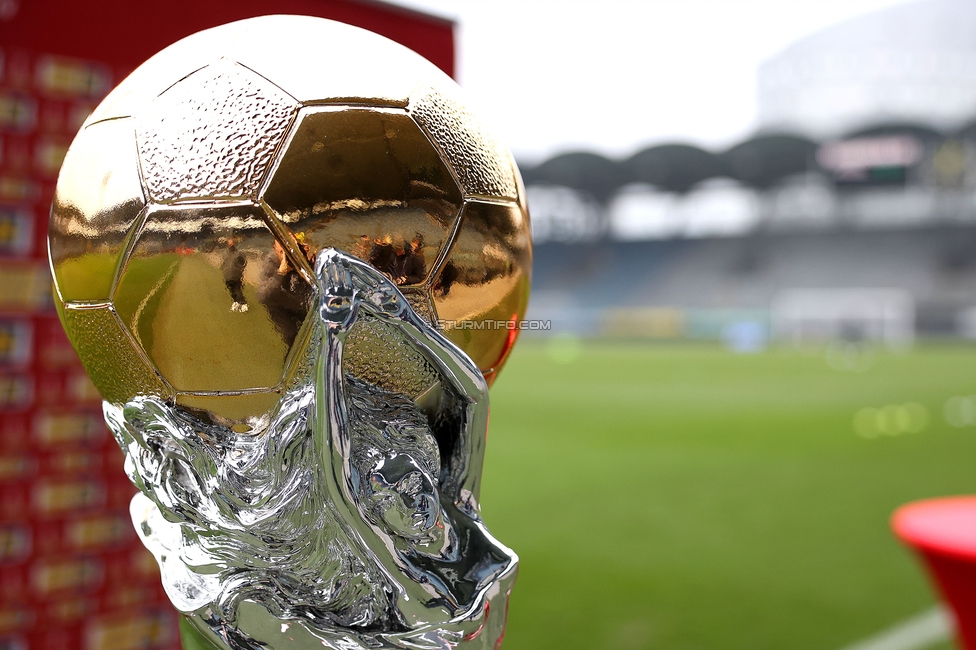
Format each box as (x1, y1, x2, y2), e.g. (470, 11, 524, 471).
(395, 0, 920, 164)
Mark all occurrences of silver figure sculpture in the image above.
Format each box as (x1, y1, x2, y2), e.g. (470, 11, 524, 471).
(107, 250, 517, 649)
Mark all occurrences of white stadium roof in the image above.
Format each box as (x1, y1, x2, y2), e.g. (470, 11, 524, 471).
(758, 0, 976, 137)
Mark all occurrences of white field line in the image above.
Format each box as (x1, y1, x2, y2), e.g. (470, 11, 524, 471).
(839, 606, 953, 650)
(130, 259, 179, 350)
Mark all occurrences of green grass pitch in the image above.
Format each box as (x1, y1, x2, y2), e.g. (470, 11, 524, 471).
(480, 340, 976, 650)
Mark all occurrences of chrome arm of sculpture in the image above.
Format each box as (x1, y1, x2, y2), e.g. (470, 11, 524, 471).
(314, 249, 493, 626)
(318, 248, 490, 505)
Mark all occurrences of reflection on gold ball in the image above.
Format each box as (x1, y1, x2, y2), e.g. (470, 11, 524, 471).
(49, 16, 531, 427)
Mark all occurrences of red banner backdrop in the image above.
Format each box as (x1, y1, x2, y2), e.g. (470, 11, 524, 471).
(0, 3, 453, 648)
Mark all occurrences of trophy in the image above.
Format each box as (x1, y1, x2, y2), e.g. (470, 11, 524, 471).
(48, 15, 531, 650)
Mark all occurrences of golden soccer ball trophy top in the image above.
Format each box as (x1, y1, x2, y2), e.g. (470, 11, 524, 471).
(50, 14, 532, 430)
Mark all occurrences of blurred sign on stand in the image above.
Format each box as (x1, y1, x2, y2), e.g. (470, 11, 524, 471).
(0, 2, 454, 649)
(817, 136, 924, 186)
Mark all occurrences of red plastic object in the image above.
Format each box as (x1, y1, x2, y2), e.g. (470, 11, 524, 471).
(892, 497, 976, 650)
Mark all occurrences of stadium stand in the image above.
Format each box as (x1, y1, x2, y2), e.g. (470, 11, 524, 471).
(528, 227, 976, 339)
